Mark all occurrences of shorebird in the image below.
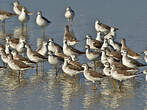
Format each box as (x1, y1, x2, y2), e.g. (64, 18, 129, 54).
(48, 51, 63, 75)
(86, 34, 102, 50)
(5, 43, 11, 54)
(82, 64, 106, 90)
(18, 7, 30, 35)
(65, 7, 75, 26)
(0, 10, 16, 34)
(63, 40, 85, 56)
(67, 56, 83, 70)
(11, 50, 36, 65)
(108, 38, 121, 51)
(0, 49, 9, 66)
(36, 11, 51, 37)
(6, 37, 26, 53)
(105, 47, 121, 61)
(85, 45, 100, 61)
(103, 62, 111, 77)
(25, 44, 47, 73)
(54, 49, 68, 60)
(48, 38, 63, 53)
(107, 56, 138, 72)
(101, 39, 109, 50)
(104, 27, 117, 40)
(121, 49, 146, 68)
(7, 53, 33, 77)
(144, 49, 147, 63)
(101, 49, 108, 64)
(121, 38, 141, 59)
(111, 64, 138, 89)
(85, 45, 100, 70)
(95, 20, 118, 35)
(95, 31, 103, 42)
(13, 0, 33, 15)
(62, 57, 83, 77)
(64, 25, 78, 46)
(36, 40, 48, 56)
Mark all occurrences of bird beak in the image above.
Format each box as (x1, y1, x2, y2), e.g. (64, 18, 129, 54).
(140, 52, 144, 54)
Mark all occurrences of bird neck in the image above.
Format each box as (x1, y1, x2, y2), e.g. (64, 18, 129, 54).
(96, 32, 102, 42)
(121, 39, 126, 48)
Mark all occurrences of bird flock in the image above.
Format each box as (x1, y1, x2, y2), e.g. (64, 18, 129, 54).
(0, 0, 147, 91)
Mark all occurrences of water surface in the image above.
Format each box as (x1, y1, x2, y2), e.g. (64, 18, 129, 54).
(0, 0, 147, 110)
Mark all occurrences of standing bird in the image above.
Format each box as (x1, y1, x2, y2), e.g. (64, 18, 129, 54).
(0, 10, 16, 35)
(36, 11, 51, 37)
(144, 49, 147, 63)
(95, 20, 118, 35)
(121, 49, 146, 68)
(18, 7, 30, 35)
(82, 64, 106, 90)
(36, 40, 48, 56)
(63, 40, 85, 56)
(13, 0, 33, 15)
(48, 38, 63, 53)
(64, 25, 78, 46)
(65, 7, 75, 26)
(121, 38, 141, 59)
(7, 54, 33, 78)
(48, 51, 63, 75)
(25, 44, 47, 73)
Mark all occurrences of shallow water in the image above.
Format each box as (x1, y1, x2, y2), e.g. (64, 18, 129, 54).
(0, 0, 147, 110)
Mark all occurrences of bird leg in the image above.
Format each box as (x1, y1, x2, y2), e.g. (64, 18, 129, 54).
(21, 22, 24, 35)
(2, 20, 6, 36)
(119, 81, 123, 92)
(113, 79, 116, 88)
(36, 63, 38, 75)
(55, 65, 58, 77)
(43, 27, 46, 39)
(73, 75, 76, 82)
(93, 60, 96, 71)
(93, 83, 97, 90)
(26, 23, 28, 35)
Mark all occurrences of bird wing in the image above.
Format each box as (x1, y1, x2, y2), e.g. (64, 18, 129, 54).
(93, 40, 103, 48)
(32, 51, 47, 59)
(13, 60, 32, 68)
(0, 10, 17, 16)
(68, 64, 83, 71)
(117, 69, 137, 76)
(69, 46, 85, 54)
(42, 16, 51, 23)
(17, 5, 33, 15)
(88, 70, 105, 78)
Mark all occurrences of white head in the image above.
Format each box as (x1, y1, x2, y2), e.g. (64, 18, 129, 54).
(95, 19, 100, 25)
(63, 40, 68, 45)
(85, 45, 90, 50)
(66, 7, 71, 11)
(42, 41, 47, 46)
(21, 7, 26, 13)
(71, 55, 78, 61)
(82, 64, 89, 70)
(104, 62, 110, 68)
(107, 57, 114, 63)
(86, 34, 92, 39)
(48, 38, 54, 42)
(144, 50, 147, 55)
(110, 27, 115, 32)
(13, 0, 19, 6)
(121, 49, 128, 56)
(111, 64, 116, 70)
(11, 50, 18, 56)
(37, 11, 42, 16)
